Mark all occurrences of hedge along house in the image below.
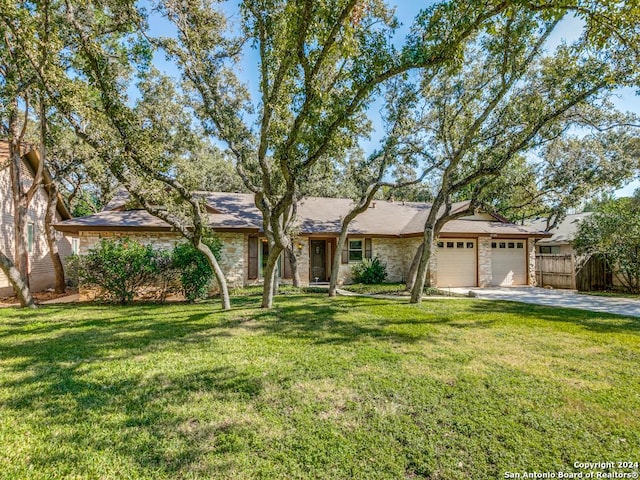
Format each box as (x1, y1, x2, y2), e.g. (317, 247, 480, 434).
(0, 141, 73, 296)
(55, 191, 550, 289)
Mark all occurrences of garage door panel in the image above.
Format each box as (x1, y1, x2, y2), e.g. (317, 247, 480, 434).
(491, 240, 526, 286)
(436, 239, 476, 287)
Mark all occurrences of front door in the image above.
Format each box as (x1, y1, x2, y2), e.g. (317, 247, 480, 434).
(310, 240, 327, 282)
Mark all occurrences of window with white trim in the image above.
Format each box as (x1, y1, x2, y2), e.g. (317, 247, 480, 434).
(71, 237, 80, 255)
(348, 239, 363, 262)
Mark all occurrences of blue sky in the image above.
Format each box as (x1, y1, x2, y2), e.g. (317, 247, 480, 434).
(143, 1, 640, 197)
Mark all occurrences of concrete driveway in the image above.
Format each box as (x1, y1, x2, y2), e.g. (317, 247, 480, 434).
(467, 287, 640, 318)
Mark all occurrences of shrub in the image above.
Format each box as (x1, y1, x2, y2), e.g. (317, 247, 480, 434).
(77, 238, 169, 304)
(64, 254, 82, 288)
(351, 256, 388, 284)
(151, 250, 181, 302)
(172, 238, 222, 302)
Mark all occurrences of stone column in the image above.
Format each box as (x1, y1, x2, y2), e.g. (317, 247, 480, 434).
(527, 238, 537, 286)
(478, 237, 492, 287)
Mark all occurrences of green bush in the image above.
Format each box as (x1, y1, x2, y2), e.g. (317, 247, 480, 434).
(172, 238, 222, 302)
(64, 253, 82, 288)
(76, 238, 170, 304)
(351, 256, 388, 284)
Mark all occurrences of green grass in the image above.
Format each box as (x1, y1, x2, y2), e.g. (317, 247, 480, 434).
(0, 293, 639, 479)
(342, 283, 460, 296)
(341, 282, 409, 295)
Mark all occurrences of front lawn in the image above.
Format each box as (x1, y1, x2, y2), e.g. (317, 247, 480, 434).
(0, 294, 638, 479)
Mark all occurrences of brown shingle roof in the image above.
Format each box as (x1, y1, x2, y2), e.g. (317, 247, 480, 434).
(55, 190, 550, 238)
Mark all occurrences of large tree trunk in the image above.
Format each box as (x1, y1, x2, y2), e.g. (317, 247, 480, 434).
(410, 224, 437, 304)
(405, 241, 424, 292)
(261, 244, 283, 308)
(0, 250, 36, 308)
(329, 227, 349, 297)
(44, 182, 66, 293)
(9, 144, 29, 287)
(196, 241, 231, 310)
(288, 247, 301, 288)
(40, 99, 65, 294)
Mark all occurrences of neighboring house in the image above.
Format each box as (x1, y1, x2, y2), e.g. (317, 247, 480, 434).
(56, 191, 550, 289)
(0, 141, 74, 296)
(527, 212, 620, 290)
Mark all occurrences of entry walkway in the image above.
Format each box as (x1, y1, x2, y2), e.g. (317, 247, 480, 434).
(453, 286, 640, 318)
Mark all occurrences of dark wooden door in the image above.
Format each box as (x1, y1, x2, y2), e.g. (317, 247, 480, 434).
(310, 240, 326, 282)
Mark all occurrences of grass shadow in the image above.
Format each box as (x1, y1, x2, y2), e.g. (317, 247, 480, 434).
(0, 301, 264, 477)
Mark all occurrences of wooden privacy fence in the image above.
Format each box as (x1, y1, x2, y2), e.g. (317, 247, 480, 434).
(575, 254, 613, 292)
(536, 254, 575, 289)
(537, 253, 616, 291)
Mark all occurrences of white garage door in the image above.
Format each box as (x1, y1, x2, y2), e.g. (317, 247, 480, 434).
(436, 239, 477, 287)
(491, 240, 526, 286)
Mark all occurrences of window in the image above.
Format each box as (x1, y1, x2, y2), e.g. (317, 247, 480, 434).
(348, 239, 363, 262)
(27, 224, 34, 254)
(491, 242, 497, 248)
(499, 242, 506, 249)
(508, 242, 515, 249)
(446, 241, 454, 248)
(467, 242, 474, 249)
(539, 246, 560, 254)
(437, 242, 444, 248)
(457, 242, 464, 248)
(71, 237, 80, 255)
(517, 242, 524, 249)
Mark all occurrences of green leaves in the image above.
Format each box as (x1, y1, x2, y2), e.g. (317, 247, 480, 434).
(172, 237, 222, 302)
(351, 256, 388, 284)
(74, 237, 174, 304)
(574, 195, 640, 293)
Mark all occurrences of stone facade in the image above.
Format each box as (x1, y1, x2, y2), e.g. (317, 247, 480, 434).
(293, 238, 310, 284)
(478, 237, 492, 287)
(214, 232, 245, 289)
(78, 231, 182, 255)
(75, 231, 540, 292)
(333, 237, 423, 285)
(427, 242, 438, 287)
(527, 238, 537, 286)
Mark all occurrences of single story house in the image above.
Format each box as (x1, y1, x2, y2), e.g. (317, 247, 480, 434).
(0, 141, 73, 296)
(55, 191, 550, 288)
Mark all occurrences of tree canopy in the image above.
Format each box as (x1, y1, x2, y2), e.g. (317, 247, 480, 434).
(574, 192, 640, 293)
(1, 0, 640, 308)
